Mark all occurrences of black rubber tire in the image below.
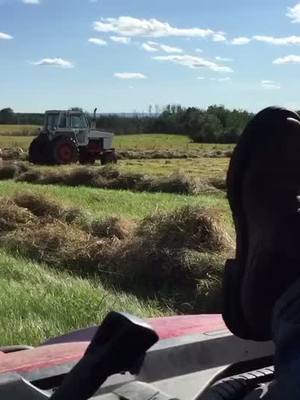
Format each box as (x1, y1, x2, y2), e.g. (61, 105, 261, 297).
(28, 135, 53, 164)
(100, 151, 117, 165)
(52, 137, 79, 165)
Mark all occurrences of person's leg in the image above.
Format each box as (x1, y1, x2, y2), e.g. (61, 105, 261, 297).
(243, 278, 300, 399)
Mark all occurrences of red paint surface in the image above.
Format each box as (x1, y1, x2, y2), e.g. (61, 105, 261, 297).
(149, 314, 226, 339)
(0, 314, 226, 374)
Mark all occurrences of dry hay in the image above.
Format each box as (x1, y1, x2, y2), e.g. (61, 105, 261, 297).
(0, 193, 232, 313)
(39, 172, 67, 185)
(13, 192, 82, 223)
(0, 165, 19, 180)
(106, 206, 233, 312)
(62, 168, 96, 186)
(112, 239, 226, 312)
(0, 162, 28, 180)
(1, 147, 24, 161)
(13, 165, 215, 195)
(104, 173, 146, 191)
(0, 198, 37, 232)
(209, 176, 227, 191)
(146, 173, 217, 195)
(136, 205, 233, 253)
(203, 150, 233, 158)
(117, 150, 202, 160)
(16, 169, 43, 183)
(3, 221, 111, 273)
(89, 216, 137, 240)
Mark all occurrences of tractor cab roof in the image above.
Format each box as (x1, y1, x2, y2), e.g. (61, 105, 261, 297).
(45, 108, 84, 115)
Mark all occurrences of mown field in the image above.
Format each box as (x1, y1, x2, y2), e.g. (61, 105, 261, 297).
(0, 125, 234, 346)
(0, 124, 38, 137)
(0, 124, 233, 151)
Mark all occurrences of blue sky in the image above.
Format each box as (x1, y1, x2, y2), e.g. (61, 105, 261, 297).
(2, 0, 300, 113)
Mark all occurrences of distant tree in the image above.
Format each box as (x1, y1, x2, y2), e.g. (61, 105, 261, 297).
(207, 105, 230, 129)
(186, 113, 223, 143)
(0, 108, 15, 124)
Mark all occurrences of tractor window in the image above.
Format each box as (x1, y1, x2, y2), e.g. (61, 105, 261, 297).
(45, 114, 59, 129)
(59, 113, 67, 128)
(70, 114, 88, 129)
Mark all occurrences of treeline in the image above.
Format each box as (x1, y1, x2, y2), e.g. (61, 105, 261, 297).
(0, 108, 43, 125)
(97, 105, 253, 143)
(1, 105, 257, 143)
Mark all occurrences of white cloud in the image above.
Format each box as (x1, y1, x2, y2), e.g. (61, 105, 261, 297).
(261, 80, 280, 89)
(0, 32, 13, 40)
(33, 58, 74, 68)
(94, 16, 225, 41)
(210, 77, 231, 82)
(230, 36, 251, 45)
(88, 37, 107, 46)
(142, 41, 183, 53)
(110, 36, 131, 44)
(273, 54, 300, 64)
(215, 56, 233, 62)
(159, 44, 183, 53)
(195, 48, 203, 53)
(142, 43, 158, 52)
(22, 0, 40, 4)
(114, 72, 147, 79)
(287, 3, 300, 23)
(197, 76, 205, 80)
(253, 35, 300, 45)
(153, 54, 233, 73)
(212, 32, 227, 42)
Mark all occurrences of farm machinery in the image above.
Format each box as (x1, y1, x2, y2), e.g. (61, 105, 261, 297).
(0, 311, 274, 400)
(28, 108, 117, 165)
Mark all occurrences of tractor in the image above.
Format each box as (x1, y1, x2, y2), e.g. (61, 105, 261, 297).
(28, 108, 117, 165)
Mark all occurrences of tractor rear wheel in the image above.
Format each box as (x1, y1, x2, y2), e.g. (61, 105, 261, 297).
(52, 137, 79, 164)
(100, 151, 117, 165)
(28, 135, 53, 164)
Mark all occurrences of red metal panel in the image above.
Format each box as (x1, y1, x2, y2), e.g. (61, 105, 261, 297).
(0, 315, 226, 374)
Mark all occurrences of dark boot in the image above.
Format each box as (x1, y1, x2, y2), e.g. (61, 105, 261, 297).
(223, 106, 300, 341)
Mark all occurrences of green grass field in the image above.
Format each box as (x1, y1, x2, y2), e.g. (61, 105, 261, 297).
(0, 134, 234, 152)
(119, 158, 229, 179)
(0, 125, 38, 137)
(0, 182, 231, 345)
(22, 156, 229, 180)
(0, 181, 229, 220)
(0, 127, 234, 346)
(0, 250, 165, 345)
(0, 125, 234, 152)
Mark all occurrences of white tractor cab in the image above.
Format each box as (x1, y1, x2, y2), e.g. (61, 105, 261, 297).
(28, 108, 117, 165)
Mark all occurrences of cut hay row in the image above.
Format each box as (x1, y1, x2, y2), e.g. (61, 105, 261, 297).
(118, 149, 232, 159)
(0, 146, 232, 161)
(0, 163, 225, 195)
(0, 192, 234, 313)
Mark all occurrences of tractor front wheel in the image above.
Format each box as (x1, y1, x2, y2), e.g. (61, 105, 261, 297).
(52, 137, 79, 164)
(79, 149, 96, 165)
(100, 151, 117, 165)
